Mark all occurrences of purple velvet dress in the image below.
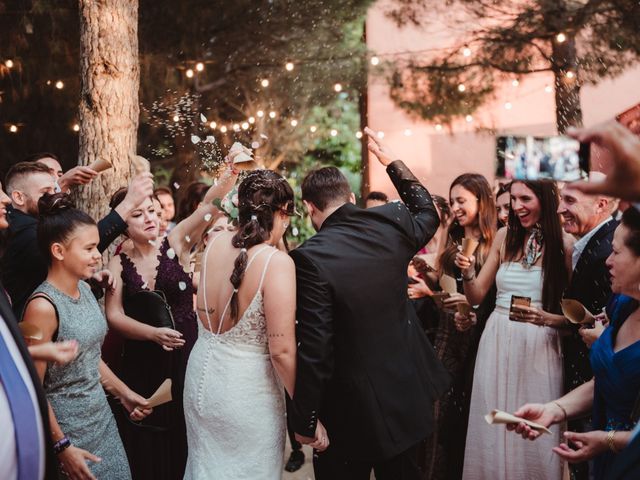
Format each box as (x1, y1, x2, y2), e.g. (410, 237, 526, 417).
(114, 236, 196, 479)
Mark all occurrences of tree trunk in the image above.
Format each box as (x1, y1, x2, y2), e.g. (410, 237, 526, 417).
(76, 0, 139, 220)
(552, 36, 583, 134)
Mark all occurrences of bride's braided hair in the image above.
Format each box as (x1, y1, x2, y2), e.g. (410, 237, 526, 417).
(229, 170, 294, 322)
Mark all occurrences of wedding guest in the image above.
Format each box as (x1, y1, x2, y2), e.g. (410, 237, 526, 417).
(22, 193, 151, 480)
(511, 207, 640, 479)
(558, 175, 619, 479)
(0, 181, 59, 480)
(104, 166, 237, 479)
(365, 191, 388, 208)
(456, 179, 573, 480)
(496, 182, 511, 227)
(2, 162, 153, 317)
(417, 173, 497, 480)
(155, 186, 177, 231)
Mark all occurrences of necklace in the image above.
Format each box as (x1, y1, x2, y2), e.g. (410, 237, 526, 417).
(521, 225, 543, 269)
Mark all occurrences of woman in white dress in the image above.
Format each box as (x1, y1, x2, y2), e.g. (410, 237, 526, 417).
(454, 180, 574, 479)
(183, 169, 328, 479)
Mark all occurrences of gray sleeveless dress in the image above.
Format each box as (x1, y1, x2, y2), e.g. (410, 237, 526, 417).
(34, 280, 131, 479)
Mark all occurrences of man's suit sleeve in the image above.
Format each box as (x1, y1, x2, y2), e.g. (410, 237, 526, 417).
(290, 248, 333, 437)
(386, 160, 440, 250)
(97, 209, 128, 253)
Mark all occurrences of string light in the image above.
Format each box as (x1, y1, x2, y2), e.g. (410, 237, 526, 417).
(556, 33, 567, 43)
(435, 124, 443, 131)
(195, 62, 204, 72)
(232, 123, 240, 132)
(504, 102, 513, 110)
(330, 129, 338, 137)
(285, 62, 294, 71)
(310, 125, 317, 133)
(248, 116, 255, 124)
(355, 131, 363, 139)
(566, 70, 575, 79)
(465, 115, 473, 123)
(172, 114, 180, 122)
(261, 79, 270, 87)
(377, 131, 384, 139)
(333, 83, 342, 92)
(257, 110, 264, 118)
(290, 119, 298, 127)
(220, 125, 228, 133)
(370, 56, 380, 66)
(404, 129, 413, 136)
(46, 80, 51, 85)
(241, 122, 249, 130)
(9, 124, 18, 133)
(458, 84, 466, 92)
(5, 59, 14, 68)
(462, 47, 472, 57)
(269, 111, 276, 119)
(210, 121, 217, 129)
(55, 80, 64, 89)
(72, 124, 80, 132)
(186, 69, 194, 78)
(512, 79, 519, 87)
(544, 85, 553, 93)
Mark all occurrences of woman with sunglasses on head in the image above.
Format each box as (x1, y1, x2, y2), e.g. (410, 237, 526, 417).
(456, 180, 573, 480)
(103, 163, 237, 479)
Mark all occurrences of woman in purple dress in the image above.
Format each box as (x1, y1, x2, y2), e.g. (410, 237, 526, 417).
(104, 166, 237, 479)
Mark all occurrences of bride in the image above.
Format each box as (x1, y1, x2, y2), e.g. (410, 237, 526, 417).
(183, 169, 328, 479)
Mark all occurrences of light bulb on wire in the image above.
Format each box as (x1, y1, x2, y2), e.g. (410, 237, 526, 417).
(55, 80, 64, 90)
(9, 124, 18, 133)
(330, 129, 338, 137)
(355, 131, 363, 139)
(269, 111, 276, 119)
(195, 62, 204, 72)
(261, 79, 270, 87)
(220, 125, 228, 133)
(556, 33, 567, 43)
(370, 56, 380, 66)
(5, 59, 14, 68)
(333, 83, 342, 92)
(257, 110, 264, 118)
(465, 115, 473, 123)
(72, 124, 80, 132)
(458, 84, 466, 92)
(462, 47, 472, 57)
(290, 119, 298, 127)
(186, 69, 194, 78)
(285, 62, 294, 71)
(210, 121, 217, 129)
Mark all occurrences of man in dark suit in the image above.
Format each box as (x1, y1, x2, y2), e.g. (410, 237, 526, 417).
(1, 161, 153, 317)
(289, 127, 450, 480)
(0, 181, 58, 480)
(558, 177, 619, 479)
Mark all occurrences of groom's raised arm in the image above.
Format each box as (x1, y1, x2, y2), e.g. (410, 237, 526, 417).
(289, 248, 334, 438)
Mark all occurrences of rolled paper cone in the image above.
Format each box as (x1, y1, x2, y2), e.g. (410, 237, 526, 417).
(87, 158, 112, 173)
(193, 252, 203, 273)
(561, 299, 595, 325)
(461, 238, 480, 258)
(431, 292, 450, 308)
(132, 155, 150, 174)
(147, 378, 172, 408)
(484, 409, 551, 435)
(233, 156, 258, 171)
(19, 323, 43, 341)
(457, 302, 472, 317)
(440, 274, 458, 295)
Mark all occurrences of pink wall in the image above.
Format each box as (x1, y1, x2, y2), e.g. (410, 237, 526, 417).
(365, 1, 640, 198)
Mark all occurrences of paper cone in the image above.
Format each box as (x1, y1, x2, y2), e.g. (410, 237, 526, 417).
(88, 158, 112, 173)
(229, 142, 258, 171)
(440, 274, 458, 295)
(461, 238, 480, 258)
(193, 252, 203, 273)
(509, 295, 531, 321)
(147, 378, 172, 408)
(19, 323, 43, 341)
(431, 292, 450, 309)
(457, 302, 472, 317)
(561, 299, 595, 325)
(484, 409, 551, 435)
(132, 155, 150, 174)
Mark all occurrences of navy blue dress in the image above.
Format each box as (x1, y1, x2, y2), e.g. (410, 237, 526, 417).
(590, 294, 640, 479)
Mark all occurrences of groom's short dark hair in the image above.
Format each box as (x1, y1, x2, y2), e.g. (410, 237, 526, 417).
(301, 167, 351, 211)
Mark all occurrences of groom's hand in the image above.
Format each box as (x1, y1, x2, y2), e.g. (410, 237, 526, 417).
(295, 421, 330, 452)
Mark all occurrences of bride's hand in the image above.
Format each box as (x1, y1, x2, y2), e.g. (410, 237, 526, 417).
(152, 327, 185, 351)
(309, 420, 330, 452)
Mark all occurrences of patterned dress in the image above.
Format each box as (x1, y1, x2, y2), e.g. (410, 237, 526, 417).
(34, 280, 131, 479)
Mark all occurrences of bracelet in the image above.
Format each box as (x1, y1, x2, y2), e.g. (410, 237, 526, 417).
(53, 436, 71, 455)
(607, 430, 619, 453)
(553, 401, 568, 422)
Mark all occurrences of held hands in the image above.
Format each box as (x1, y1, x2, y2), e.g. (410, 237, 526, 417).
(553, 431, 608, 464)
(58, 445, 101, 480)
(295, 420, 330, 452)
(364, 127, 396, 167)
(153, 327, 185, 351)
(121, 389, 153, 421)
(508, 403, 561, 440)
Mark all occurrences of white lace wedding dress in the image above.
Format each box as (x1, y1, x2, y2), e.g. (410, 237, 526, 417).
(183, 244, 285, 479)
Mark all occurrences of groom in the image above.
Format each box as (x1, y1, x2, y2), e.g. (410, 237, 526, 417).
(289, 127, 450, 480)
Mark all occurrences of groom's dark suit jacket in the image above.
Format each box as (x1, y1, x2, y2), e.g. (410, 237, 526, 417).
(290, 160, 451, 461)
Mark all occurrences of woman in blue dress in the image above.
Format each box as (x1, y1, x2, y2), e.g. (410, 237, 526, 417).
(510, 207, 640, 479)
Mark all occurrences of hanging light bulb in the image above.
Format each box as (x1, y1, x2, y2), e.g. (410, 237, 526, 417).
(248, 116, 255, 124)
(72, 124, 80, 132)
(5, 59, 14, 68)
(458, 84, 466, 92)
(404, 129, 413, 136)
(55, 80, 64, 89)
(220, 125, 228, 133)
(566, 70, 575, 79)
(435, 124, 443, 131)
(504, 102, 513, 110)
(269, 111, 276, 119)
(310, 125, 317, 133)
(261, 79, 270, 87)
(285, 62, 294, 71)
(256, 110, 264, 118)
(232, 123, 240, 132)
(330, 129, 338, 137)
(556, 33, 567, 43)
(462, 47, 472, 57)
(241, 122, 249, 130)
(355, 131, 363, 139)
(465, 115, 473, 123)
(333, 83, 342, 92)
(172, 114, 180, 122)
(377, 131, 385, 139)
(544, 85, 553, 93)
(186, 69, 194, 78)
(370, 56, 380, 66)
(9, 124, 18, 133)
(210, 121, 217, 129)
(512, 79, 519, 87)
(195, 62, 204, 72)
(290, 119, 298, 127)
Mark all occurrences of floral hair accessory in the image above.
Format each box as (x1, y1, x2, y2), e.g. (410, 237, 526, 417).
(213, 185, 239, 224)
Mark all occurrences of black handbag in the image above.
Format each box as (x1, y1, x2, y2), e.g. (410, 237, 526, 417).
(123, 289, 175, 329)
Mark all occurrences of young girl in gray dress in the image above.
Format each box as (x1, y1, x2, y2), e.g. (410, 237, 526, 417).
(21, 193, 152, 480)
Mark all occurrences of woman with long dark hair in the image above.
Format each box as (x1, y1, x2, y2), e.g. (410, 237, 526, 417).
(22, 193, 151, 480)
(414, 173, 497, 480)
(183, 169, 326, 479)
(456, 180, 573, 480)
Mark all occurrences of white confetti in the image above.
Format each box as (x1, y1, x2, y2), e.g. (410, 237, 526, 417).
(166, 248, 176, 259)
(292, 227, 299, 236)
(173, 182, 180, 190)
(260, 134, 268, 140)
(178, 281, 187, 291)
(205, 135, 216, 144)
(251, 141, 260, 149)
(148, 239, 156, 246)
(204, 213, 212, 222)
(142, 282, 148, 289)
(185, 235, 191, 242)
(191, 135, 201, 144)
(200, 113, 207, 123)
